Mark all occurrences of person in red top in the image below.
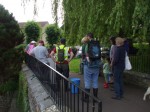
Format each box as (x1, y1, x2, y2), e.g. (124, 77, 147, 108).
(50, 38, 74, 92)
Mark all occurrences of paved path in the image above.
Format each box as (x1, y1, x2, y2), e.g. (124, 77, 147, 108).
(45, 58, 150, 112)
(69, 73, 150, 112)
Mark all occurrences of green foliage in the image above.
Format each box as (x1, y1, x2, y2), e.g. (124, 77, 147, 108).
(17, 72, 29, 112)
(69, 58, 80, 73)
(52, 0, 150, 45)
(45, 24, 61, 47)
(0, 80, 18, 94)
(0, 4, 24, 84)
(133, 43, 150, 55)
(24, 21, 41, 44)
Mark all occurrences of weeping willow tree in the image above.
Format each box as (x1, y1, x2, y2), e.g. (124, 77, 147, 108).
(52, 0, 150, 46)
(132, 0, 150, 44)
(21, 0, 150, 45)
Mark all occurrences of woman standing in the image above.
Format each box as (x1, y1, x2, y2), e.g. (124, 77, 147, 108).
(111, 37, 126, 100)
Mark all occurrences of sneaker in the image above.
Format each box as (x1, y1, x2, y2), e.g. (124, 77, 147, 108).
(103, 83, 109, 88)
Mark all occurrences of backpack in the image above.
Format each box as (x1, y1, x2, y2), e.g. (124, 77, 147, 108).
(57, 46, 65, 62)
(87, 40, 101, 61)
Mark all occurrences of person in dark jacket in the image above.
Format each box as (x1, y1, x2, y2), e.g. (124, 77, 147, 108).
(111, 37, 126, 100)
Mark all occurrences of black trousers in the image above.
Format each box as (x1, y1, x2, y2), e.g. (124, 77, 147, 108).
(56, 63, 69, 90)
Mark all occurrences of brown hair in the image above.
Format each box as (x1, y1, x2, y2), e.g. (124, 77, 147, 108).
(38, 40, 44, 46)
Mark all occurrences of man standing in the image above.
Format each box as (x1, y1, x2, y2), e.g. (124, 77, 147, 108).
(30, 40, 49, 81)
(50, 38, 74, 91)
(83, 33, 101, 102)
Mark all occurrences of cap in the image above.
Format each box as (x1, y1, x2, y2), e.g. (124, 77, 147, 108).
(60, 38, 66, 44)
(31, 41, 36, 44)
(109, 36, 116, 40)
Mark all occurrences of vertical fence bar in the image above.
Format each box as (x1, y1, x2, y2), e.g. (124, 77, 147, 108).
(25, 53, 103, 112)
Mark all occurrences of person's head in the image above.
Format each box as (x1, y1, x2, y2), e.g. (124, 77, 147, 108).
(115, 37, 124, 46)
(109, 36, 116, 45)
(30, 40, 36, 45)
(38, 40, 44, 46)
(60, 38, 66, 45)
(81, 36, 89, 44)
(86, 33, 94, 40)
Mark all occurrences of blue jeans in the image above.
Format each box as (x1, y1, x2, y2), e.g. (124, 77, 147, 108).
(84, 65, 100, 89)
(113, 67, 124, 97)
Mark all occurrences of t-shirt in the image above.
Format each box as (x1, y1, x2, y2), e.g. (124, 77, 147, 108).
(30, 45, 49, 64)
(103, 62, 111, 74)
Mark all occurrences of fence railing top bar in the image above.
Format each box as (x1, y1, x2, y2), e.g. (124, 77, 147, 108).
(26, 53, 102, 103)
(43, 60, 102, 103)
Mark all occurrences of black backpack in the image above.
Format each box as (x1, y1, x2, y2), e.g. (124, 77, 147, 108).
(88, 40, 101, 61)
(57, 46, 65, 62)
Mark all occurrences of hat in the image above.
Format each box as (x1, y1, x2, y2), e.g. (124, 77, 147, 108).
(31, 41, 36, 44)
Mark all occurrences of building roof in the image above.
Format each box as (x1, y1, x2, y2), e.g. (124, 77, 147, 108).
(19, 21, 49, 28)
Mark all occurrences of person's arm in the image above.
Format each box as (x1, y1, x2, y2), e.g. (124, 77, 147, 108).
(67, 48, 74, 62)
(112, 47, 119, 66)
(85, 44, 90, 62)
(24, 44, 29, 52)
(50, 50, 56, 63)
(29, 48, 34, 56)
(44, 48, 49, 58)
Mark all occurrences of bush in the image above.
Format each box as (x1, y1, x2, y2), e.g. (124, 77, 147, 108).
(17, 72, 29, 112)
(133, 43, 150, 55)
(45, 24, 61, 47)
(0, 80, 18, 94)
(0, 4, 24, 86)
(24, 21, 41, 44)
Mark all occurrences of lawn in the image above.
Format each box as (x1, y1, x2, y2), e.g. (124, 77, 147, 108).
(69, 58, 80, 73)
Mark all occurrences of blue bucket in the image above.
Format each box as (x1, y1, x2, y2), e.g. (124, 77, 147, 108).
(70, 78, 80, 94)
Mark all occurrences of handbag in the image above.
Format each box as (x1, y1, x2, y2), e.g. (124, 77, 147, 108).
(125, 53, 132, 70)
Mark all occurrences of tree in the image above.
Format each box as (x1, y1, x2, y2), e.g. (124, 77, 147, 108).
(45, 24, 61, 47)
(24, 21, 41, 44)
(21, 0, 150, 46)
(52, 0, 150, 45)
(0, 4, 24, 86)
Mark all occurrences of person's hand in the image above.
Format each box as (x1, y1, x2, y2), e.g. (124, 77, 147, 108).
(110, 63, 112, 67)
(67, 59, 71, 63)
(86, 57, 90, 62)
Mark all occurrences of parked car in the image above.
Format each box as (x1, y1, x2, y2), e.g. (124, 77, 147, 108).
(101, 47, 110, 58)
(76, 46, 82, 58)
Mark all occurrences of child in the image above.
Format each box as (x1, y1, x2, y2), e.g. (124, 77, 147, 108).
(103, 57, 111, 88)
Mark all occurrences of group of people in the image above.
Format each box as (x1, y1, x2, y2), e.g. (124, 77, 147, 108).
(81, 34, 126, 101)
(25, 33, 126, 102)
(25, 38, 74, 91)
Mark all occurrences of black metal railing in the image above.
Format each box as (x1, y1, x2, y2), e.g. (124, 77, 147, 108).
(25, 53, 102, 112)
(130, 55, 150, 74)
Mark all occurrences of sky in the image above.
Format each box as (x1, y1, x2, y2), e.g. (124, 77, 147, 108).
(0, 0, 63, 26)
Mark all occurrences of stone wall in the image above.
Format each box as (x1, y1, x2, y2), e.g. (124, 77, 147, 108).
(22, 64, 59, 112)
(124, 71, 150, 88)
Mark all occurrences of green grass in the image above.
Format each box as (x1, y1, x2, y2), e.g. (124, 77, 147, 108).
(69, 58, 80, 73)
